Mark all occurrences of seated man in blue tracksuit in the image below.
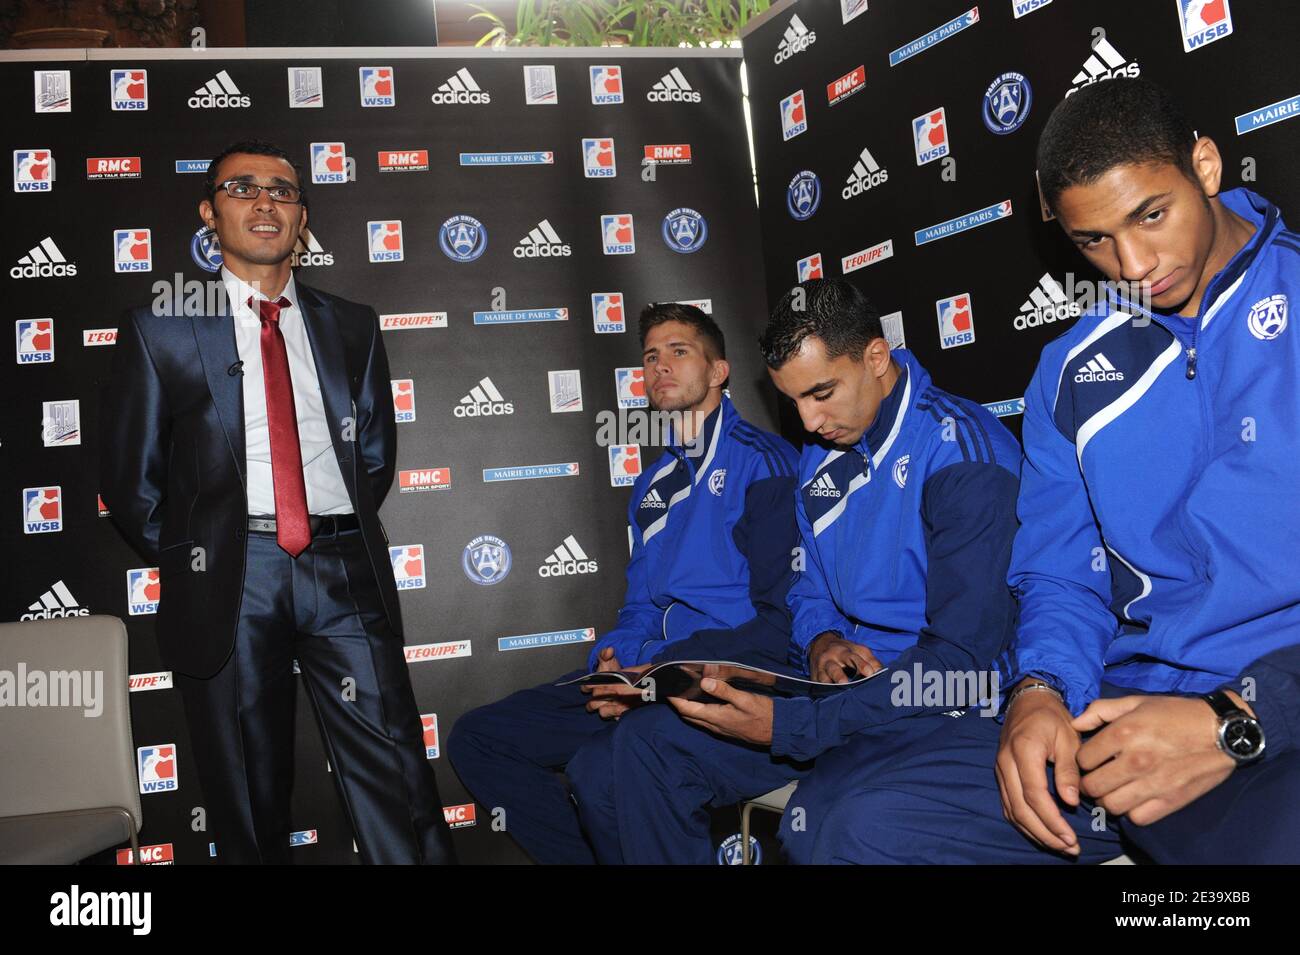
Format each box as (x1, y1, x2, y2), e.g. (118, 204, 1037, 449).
(447, 302, 799, 864)
(804, 78, 1300, 864)
(584, 278, 1023, 864)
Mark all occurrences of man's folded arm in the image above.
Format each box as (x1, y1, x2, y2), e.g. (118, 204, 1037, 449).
(98, 309, 170, 564)
(772, 459, 1021, 761)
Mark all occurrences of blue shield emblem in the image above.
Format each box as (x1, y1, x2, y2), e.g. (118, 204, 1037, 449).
(462, 534, 511, 585)
(439, 215, 488, 262)
(661, 207, 708, 254)
(982, 72, 1032, 135)
(190, 226, 223, 272)
(786, 170, 821, 220)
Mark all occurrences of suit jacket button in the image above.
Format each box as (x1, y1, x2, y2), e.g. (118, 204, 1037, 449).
(236, 528, 245, 539)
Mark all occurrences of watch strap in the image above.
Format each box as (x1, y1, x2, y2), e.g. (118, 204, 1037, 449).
(1203, 689, 1243, 720)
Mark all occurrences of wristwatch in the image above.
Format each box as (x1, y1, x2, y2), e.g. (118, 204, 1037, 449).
(1203, 690, 1265, 765)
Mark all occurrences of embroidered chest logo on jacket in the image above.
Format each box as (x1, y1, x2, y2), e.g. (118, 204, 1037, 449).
(1074, 352, 1124, 383)
(892, 455, 910, 488)
(634, 459, 692, 536)
(1247, 293, 1287, 341)
(808, 472, 840, 498)
(803, 452, 872, 535)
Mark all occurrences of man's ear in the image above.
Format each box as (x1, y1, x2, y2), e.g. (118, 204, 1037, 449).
(1190, 135, 1223, 199)
(866, 338, 892, 378)
(709, 358, 731, 389)
(298, 203, 308, 231)
(198, 198, 215, 229)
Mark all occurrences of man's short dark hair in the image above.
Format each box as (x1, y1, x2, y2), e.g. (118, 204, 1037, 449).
(205, 139, 307, 211)
(1037, 78, 1198, 212)
(638, 302, 726, 361)
(760, 279, 883, 369)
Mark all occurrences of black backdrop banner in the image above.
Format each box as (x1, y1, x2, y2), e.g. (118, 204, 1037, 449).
(0, 46, 774, 864)
(742, 0, 1300, 436)
(6, 0, 1300, 868)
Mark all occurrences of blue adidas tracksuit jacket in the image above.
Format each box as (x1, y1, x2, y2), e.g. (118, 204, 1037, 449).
(771, 348, 1023, 761)
(588, 394, 799, 669)
(1008, 187, 1300, 762)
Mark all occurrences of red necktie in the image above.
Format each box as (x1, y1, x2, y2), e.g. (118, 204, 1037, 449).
(255, 296, 311, 557)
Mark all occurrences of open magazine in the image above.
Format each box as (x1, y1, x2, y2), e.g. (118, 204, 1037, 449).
(557, 660, 888, 703)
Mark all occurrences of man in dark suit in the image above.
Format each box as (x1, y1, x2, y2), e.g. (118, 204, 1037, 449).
(99, 140, 455, 864)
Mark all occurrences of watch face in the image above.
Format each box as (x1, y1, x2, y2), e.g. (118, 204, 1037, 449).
(1224, 718, 1264, 758)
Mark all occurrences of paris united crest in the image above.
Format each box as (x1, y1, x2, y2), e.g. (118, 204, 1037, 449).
(661, 207, 708, 254)
(982, 72, 1032, 135)
(439, 214, 488, 262)
(786, 170, 821, 221)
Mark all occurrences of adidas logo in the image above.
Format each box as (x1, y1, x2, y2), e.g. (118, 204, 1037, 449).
(808, 472, 841, 498)
(454, 376, 514, 417)
(1014, 273, 1082, 330)
(1074, 352, 1125, 383)
(513, 219, 571, 258)
(639, 488, 668, 510)
(1066, 37, 1140, 95)
(11, 236, 76, 279)
(21, 580, 89, 620)
(647, 68, 701, 103)
(774, 13, 817, 63)
(842, 147, 889, 199)
(188, 70, 250, 109)
(538, 534, 598, 577)
(291, 228, 334, 268)
(432, 68, 490, 105)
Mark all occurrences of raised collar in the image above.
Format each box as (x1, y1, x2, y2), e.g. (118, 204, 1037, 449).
(670, 392, 733, 459)
(855, 350, 916, 468)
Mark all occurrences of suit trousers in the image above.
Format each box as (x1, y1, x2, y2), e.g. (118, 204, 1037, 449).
(175, 525, 455, 864)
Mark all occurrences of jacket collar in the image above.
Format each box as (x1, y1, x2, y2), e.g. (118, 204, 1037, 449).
(220, 266, 301, 318)
(855, 349, 922, 469)
(191, 273, 351, 494)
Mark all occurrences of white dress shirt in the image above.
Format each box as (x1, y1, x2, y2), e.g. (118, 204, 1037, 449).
(221, 267, 353, 516)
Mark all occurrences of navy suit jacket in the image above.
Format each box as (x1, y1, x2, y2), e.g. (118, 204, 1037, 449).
(99, 277, 403, 678)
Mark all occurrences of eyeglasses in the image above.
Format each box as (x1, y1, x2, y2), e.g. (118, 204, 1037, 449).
(216, 179, 303, 204)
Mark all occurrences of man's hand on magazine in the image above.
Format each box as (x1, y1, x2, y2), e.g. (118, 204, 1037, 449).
(584, 663, 651, 720)
(593, 646, 623, 673)
(808, 631, 883, 684)
(668, 677, 774, 745)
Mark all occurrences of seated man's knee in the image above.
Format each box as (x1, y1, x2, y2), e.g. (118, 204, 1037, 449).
(447, 702, 503, 773)
(805, 788, 909, 864)
(778, 800, 818, 865)
(566, 732, 616, 806)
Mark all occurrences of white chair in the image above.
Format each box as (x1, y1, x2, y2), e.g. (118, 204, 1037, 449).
(0, 615, 142, 864)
